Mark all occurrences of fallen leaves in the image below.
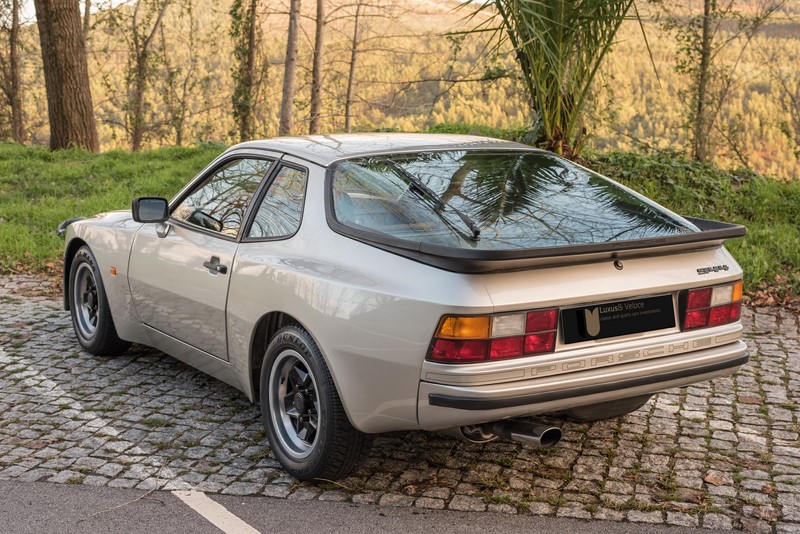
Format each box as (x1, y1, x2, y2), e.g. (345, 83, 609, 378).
(739, 396, 763, 405)
(753, 506, 780, 522)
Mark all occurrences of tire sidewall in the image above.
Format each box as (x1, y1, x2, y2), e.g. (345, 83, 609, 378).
(69, 246, 105, 352)
(260, 327, 336, 480)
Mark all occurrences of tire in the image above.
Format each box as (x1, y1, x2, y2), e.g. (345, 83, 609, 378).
(260, 326, 372, 481)
(68, 246, 131, 355)
(558, 394, 653, 422)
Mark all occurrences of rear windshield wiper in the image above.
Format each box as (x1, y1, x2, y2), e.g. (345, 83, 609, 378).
(388, 161, 481, 241)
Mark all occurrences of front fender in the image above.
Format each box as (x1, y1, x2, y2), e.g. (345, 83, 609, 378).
(60, 211, 149, 345)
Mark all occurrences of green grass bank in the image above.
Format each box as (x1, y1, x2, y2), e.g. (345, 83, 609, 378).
(0, 142, 224, 275)
(0, 139, 797, 297)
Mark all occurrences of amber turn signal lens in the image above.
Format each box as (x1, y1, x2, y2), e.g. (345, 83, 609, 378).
(436, 316, 491, 339)
(732, 281, 743, 302)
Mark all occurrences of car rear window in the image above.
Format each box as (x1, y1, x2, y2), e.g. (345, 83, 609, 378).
(330, 150, 699, 250)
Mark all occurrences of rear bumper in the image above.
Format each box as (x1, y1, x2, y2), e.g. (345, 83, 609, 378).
(417, 340, 747, 430)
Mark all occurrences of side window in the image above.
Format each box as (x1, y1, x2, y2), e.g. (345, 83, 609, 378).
(173, 158, 273, 237)
(247, 166, 308, 239)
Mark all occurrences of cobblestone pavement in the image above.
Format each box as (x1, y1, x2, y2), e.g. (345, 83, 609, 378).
(1, 275, 799, 532)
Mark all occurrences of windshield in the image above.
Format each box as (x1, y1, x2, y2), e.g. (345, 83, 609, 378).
(330, 150, 699, 250)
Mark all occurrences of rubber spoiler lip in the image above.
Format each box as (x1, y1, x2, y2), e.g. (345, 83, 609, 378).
(325, 209, 747, 274)
(56, 217, 85, 239)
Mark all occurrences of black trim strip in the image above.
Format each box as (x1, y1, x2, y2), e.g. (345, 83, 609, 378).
(427, 353, 749, 411)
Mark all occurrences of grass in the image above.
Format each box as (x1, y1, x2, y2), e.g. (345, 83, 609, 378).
(141, 416, 175, 429)
(0, 142, 224, 273)
(0, 137, 797, 297)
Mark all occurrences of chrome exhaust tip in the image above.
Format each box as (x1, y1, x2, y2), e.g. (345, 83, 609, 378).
(492, 420, 562, 448)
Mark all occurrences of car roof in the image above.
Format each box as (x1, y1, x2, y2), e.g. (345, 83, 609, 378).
(234, 133, 534, 166)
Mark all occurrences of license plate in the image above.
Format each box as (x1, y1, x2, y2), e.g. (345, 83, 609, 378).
(561, 294, 675, 344)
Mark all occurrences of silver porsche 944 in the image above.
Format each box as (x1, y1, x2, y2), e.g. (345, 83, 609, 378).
(59, 134, 747, 481)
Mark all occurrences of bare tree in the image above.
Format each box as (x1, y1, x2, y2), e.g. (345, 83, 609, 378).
(308, 0, 325, 134)
(693, 0, 713, 162)
(652, 0, 787, 162)
(766, 51, 800, 158)
(157, 0, 201, 145)
(344, 0, 364, 133)
(0, 0, 25, 142)
(279, 0, 300, 136)
(128, 0, 171, 151)
(34, 0, 99, 151)
(231, 0, 259, 141)
(82, 0, 90, 39)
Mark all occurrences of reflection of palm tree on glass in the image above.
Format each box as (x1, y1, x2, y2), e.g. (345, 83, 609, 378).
(334, 151, 697, 251)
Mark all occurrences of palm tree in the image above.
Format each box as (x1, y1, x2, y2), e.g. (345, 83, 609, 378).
(471, 0, 638, 157)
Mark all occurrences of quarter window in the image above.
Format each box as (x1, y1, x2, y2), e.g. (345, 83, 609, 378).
(173, 158, 273, 237)
(247, 166, 308, 239)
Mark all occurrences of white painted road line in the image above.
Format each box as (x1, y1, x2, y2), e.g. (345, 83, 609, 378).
(173, 490, 262, 534)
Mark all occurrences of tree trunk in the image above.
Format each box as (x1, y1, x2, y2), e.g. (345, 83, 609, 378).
(344, 1, 362, 133)
(278, 0, 300, 136)
(10, 0, 25, 143)
(243, 0, 257, 139)
(34, 0, 99, 151)
(693, 0, 713, 162)
(230, 0, 258, 142)
(82, 0, 90, 40)
(309, 0, 325, 134)
(129, 0, 170, 151)
(130, 51, 148, 151)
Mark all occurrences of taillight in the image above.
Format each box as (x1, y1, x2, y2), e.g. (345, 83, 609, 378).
(428, 308, 558, 364)
(681, 281, 743, 331)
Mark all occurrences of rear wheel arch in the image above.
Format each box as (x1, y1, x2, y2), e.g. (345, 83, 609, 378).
(248, 313, 347, 412)
(249, 311, 302, 402)
(63, 237, 88, 310)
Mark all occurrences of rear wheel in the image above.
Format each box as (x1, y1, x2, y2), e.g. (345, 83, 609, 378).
(558, 394, 653, 422)
(69, 246, 130, 355)
(260, 326, 372, 481)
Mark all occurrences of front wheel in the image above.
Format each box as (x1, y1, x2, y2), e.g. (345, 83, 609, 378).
(69, 246, 131, 355)
(260, 326, 372, 481)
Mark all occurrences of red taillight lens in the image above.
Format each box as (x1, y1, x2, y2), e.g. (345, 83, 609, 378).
(686, 288, 712, 310)
(429, 307, 558, 364)
(682, 281, 742, 330)
(709, 302, 741, 326)
(684, 309, 710, 329)
(525, 332, 556, 354)
(429, 339, 488, 363)
(489, 337, 524, 360)
(526, 309, 557, 332)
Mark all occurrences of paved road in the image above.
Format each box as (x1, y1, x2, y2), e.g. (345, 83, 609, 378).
(1, 275, 799, 532)
(0, 479, 726, 534)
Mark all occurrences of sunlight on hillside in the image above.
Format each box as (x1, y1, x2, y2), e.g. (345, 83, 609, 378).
(7, 0, 799, 179)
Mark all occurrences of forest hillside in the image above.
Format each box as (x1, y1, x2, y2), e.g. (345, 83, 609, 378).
(2, 0, 798, 179)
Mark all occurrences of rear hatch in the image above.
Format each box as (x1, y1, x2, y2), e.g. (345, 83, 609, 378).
(327, 145, 746, 369)
(326, 147, 745, 273)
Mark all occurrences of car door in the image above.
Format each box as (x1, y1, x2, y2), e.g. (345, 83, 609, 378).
(128, 156, 276, 360)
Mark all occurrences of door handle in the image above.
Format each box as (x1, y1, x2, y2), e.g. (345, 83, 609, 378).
(203, 260, 228, 274)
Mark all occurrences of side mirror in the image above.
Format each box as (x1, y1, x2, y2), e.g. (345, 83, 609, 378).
(132, 197, 169, 223)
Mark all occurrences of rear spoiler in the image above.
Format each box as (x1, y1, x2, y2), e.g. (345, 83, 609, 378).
(332, 217, 746, 274)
